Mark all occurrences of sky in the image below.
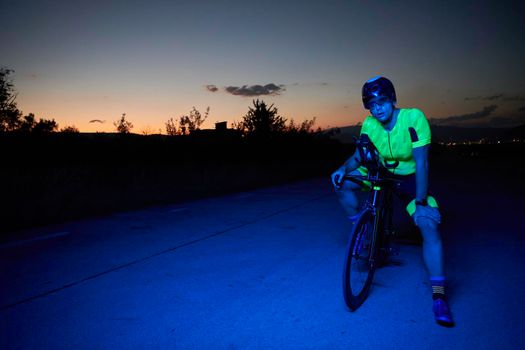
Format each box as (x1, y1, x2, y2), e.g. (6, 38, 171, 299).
(1, 0, 525, 133)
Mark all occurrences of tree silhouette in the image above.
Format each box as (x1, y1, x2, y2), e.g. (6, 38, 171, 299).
(165, 117, 178, 136)
(33, 118, 58, 133)
(0, 67, 22, 132)
(237, 99, 286, 137)
(60, 125, 79, 133)
(286, 117, 319, 134)
(18, 113, 36, 132)
(114, 113, 133, 133)
(0, 68, 59, 133)
(178, 106, 209, 135)
(12, 113, 58, 133)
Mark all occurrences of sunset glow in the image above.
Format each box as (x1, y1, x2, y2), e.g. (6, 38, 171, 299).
(2, 0, 524, 132)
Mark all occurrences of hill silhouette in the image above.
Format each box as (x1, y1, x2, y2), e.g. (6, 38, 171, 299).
(0, 132, 348, 235)
(330, 124, 525, 143)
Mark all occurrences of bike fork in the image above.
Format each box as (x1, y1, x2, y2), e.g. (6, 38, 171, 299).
(353, 223, 367, 256)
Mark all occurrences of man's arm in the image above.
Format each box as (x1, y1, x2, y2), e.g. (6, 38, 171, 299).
(342, 148, 362, 173)
(412, 144, 441, 224)
(413, 144, 429, 202)
(331, 148, 362, 187)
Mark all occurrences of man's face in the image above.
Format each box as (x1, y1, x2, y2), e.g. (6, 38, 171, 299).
(368, 97, 395, 124)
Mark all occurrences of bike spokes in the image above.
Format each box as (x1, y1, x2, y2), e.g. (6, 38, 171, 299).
(352, 223, 368, 256)
(343, 209, 377, 310)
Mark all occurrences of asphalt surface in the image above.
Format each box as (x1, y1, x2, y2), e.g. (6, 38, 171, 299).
(1, 176, 524, 349)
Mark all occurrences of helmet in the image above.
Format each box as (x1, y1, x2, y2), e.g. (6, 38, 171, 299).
(362, 76, 397, 109)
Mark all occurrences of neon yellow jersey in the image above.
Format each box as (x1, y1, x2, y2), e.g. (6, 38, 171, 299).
(360, 108, 431, 176)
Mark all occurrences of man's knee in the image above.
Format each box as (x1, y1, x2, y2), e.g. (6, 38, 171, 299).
(338, 188, 365, 210)
(416, 216, 439, 230)
(416, 217, 441, 242)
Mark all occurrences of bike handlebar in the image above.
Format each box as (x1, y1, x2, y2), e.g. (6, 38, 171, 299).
(334, 135, 401, 189)
(336, 173, 402, 189)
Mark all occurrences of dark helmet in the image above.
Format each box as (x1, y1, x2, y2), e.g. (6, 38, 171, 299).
(362, 76, 397, 109)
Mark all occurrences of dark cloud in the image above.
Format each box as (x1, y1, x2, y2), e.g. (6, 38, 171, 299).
(465, 94, 503, 101)
(484, 94, 503, 100)
(205, 85, 218, 92)
(225, 84, 284, 97)
(488, 114, 525, 127)
(464, 96, 481, 101)
(503, 95, 525, 102)
(433, 105, 498, 125)
(89, 119, 105, 123)
(465, 94, 525, 102)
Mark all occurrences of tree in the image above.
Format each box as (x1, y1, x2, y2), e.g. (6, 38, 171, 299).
(14, 113, 58, 133)
(114, 113, 133, 134)
(140, 125, 155, 135)
(178, 106, 209, 135)
(237, 99, 287, 137)
(33, 118, 58, 133)
(0, 67, 22, 132)
(287, 117, 318, 134)
(0, 67, 59, 134)
(18, 113, 36, 132)
(165, 117, 178, 136)
(60, 125, 79, 133)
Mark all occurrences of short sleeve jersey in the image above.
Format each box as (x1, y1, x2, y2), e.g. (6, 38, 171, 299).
(360, 108, 431, 176)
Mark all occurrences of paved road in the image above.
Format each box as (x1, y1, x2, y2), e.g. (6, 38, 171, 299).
(1, 177, 524, 349)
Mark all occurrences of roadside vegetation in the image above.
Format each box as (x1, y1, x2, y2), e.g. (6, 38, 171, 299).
(0, 67, 348, 234)
(4, 67, 521, 235)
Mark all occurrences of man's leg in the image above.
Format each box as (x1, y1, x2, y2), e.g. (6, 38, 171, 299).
(417, 217, 444, 276)
(334, 170, 364, 217)
(417, 217, 454, 327)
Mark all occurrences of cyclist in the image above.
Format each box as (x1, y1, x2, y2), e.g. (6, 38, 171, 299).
(331, 76, 454, 327)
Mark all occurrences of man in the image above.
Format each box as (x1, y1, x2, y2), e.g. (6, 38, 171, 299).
(331, 76, 454, 327)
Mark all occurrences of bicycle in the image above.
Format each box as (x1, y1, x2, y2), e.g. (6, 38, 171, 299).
(336, 136, 400, 311)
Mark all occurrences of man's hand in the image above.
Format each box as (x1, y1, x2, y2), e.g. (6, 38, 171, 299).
(413, 204, 442, 226)
(331, 167, 346, 188)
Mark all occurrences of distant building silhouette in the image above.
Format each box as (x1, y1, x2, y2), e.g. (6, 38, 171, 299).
(191, 121, 242, 139)
(215, 121, 227, 131)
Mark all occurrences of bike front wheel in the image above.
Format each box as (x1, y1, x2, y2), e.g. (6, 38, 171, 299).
(342, 208, 379, 310)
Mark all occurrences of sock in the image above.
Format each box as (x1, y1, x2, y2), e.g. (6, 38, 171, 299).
(430, 276, 447, 301)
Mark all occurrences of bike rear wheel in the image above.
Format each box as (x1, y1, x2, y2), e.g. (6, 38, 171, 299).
(342, 208, 379, 310)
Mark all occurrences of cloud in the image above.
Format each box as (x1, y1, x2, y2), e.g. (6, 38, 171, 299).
(465, 94, 525, 102)
(484, 94, 503, 100)
(89, 119, 105, 123)
(465, 94, 503, 101)
(503, 95, 525, 102)
(432, 105, 498, 125)
(488, 114, 525, 127)
(225, 83, 284, 97)
(205, 85, 218, 92)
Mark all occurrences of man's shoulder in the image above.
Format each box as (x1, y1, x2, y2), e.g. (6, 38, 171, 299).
(361, 115, 379, 132)
(399, 108, 428, 128)
(401, 108, 426, 121)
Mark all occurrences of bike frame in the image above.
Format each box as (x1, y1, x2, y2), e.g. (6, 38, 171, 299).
(341, 136, 401, 310)
(345, 170, 396, 267)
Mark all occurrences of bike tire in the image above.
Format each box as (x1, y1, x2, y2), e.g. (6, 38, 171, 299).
(342, 208, 379, 310)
